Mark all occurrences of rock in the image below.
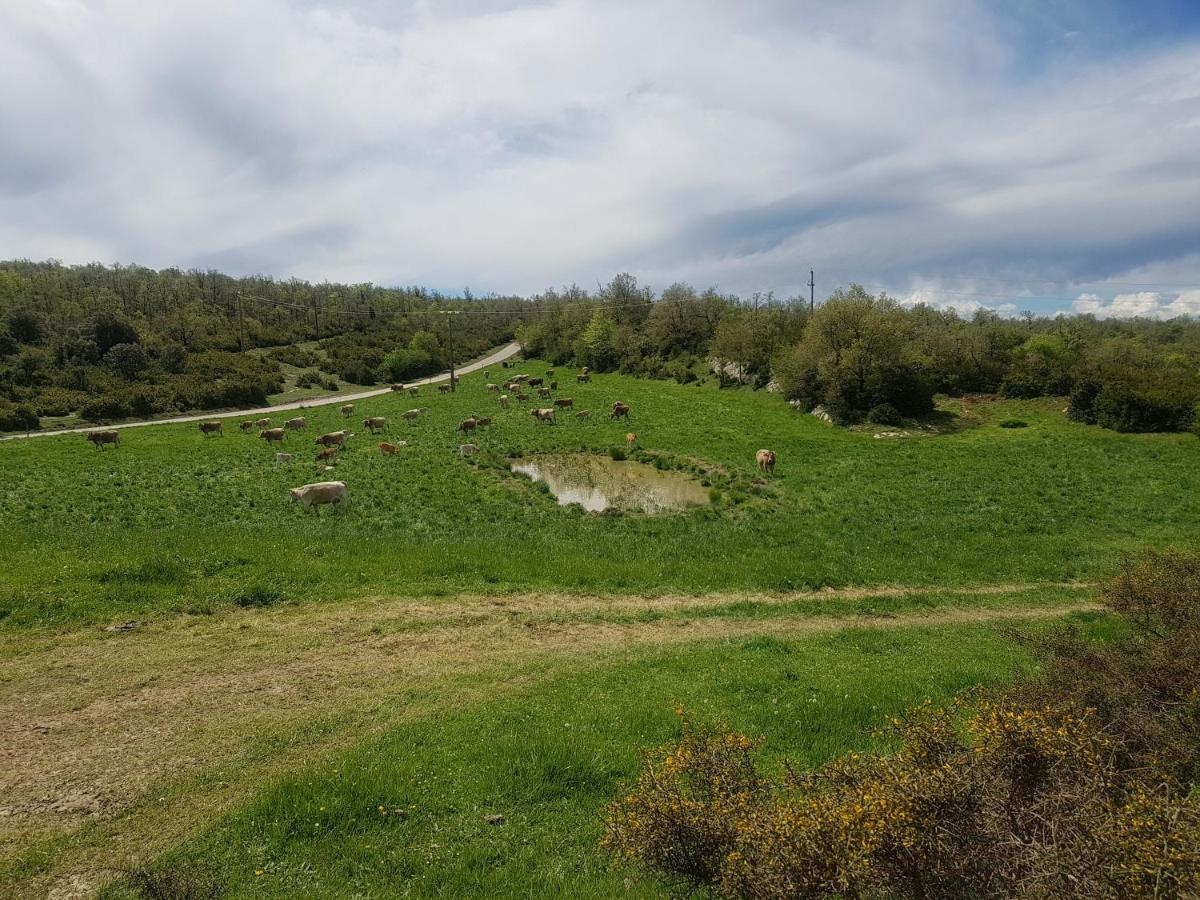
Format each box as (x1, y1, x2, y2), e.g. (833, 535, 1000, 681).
(103, 620, 141, 633)
(809, 405, 833, 423)
(764, 379, 780, 393)
(873, 431, 910, 439)
(460, 443, 478, 457)
(485, 813, 506, 825)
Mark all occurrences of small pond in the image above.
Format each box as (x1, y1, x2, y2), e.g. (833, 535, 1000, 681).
(510, 454, 711, 514)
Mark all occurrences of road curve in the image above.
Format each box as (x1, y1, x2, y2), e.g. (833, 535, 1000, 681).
(0, 341, 522, 441)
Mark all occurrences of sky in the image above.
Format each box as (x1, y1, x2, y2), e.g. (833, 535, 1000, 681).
(2, 0, 1200, 318)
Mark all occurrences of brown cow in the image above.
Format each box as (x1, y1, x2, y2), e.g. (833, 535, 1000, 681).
(528, 377, 544, 388)
(391, 383, 406, 392)
(340, 404, 355, 417)
(575, 410, 591, 420)
(498, 395, 509, 409)
(576, 373, 590, 383)
(486, 383, 500, 393)
(408, 387, 420, 397)
(438, 384, 451, 393)
(314, 430, 350, 447)
(289, 480, 348, 512)
(86, 430, 120, 449)
(363, 416, 387, 434)
(538, 387, 551, 399)
(260, 428, 286, 444)
(284, 416, 307, 431)
(254, 417, 272, 428)
(515, 392, 529, 402)
(198, 421, 223, 437)
(316, 446, 339, 463)
(756, 449, 777, 474)
(549, 381, 558, 391)
(239, 420, 255, 432)
(554, 397, 574, 410)
(379, 441, 399, 456)
(402, 408, 427, 421)
(476, 416, 493, 429)
(458, 417, 479, 434)
(531, 408, 556, 425)
(610, 401, 631, 420)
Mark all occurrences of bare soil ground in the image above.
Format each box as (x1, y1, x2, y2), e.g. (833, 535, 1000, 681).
(0, 583, 1097, 898)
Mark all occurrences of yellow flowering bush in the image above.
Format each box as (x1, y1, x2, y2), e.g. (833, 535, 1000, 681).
(605, 552, 1200, 899)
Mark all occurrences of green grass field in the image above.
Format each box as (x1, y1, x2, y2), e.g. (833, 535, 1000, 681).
(1, 362, 1196, 633)
(1, 363, 1193, 897)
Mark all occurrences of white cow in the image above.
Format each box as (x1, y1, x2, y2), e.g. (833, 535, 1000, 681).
(289, 480, 349, 512)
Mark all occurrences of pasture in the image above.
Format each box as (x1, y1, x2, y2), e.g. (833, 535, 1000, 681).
(1, 363, 1196, 896)
(1, 364, 1197, 633)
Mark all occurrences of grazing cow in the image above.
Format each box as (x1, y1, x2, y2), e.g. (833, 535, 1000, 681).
(538, 387, 551, 399)
(275, 452, 294, 465)
(756, 449, 777, 474)
(459, 443, 478, 457)
(554, 397, 574, 410)
(314, 430, 350, 447)
(363, 416, 387, 434)
(239, 420, 255, 432)
(254, 417, 272, 428)
(285, 416, 307, 431)
(528, 377, 544, 388)
(498, 395, 509, 409)
(391, 383, 406, 392)
(487, 383, 500, 393)
(515, 392, 529, 402)
(408, 387, 420, 397)
(531, 408, 556, 425)
(340, 404, 355, 417)
(576, 373, 590, 383)
(379, 441, 399, 455)
(198, 421, 223, 437)
(87, 430, 120, 449)
(476, 416, 493, 429)
(289, 480, 348, 513)
(315, 446, 339, 463)
(549, 381, 558, 391)
(402, 407, 427, 421)
(458, 417, 479, 434)
(260, 428, 286, 444)
(610, 401, 631, 420)
(581, 366, 590, 375)
(575, 410, 591, 420)
(626, 432, 637, 447)
(438, 384, 451, 393)
(512, 374, 529, 383)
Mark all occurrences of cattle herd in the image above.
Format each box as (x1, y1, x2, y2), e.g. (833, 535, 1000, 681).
(78, 363, 778, 514)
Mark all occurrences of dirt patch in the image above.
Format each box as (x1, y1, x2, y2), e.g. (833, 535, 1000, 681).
(0, 584, 1098, 898)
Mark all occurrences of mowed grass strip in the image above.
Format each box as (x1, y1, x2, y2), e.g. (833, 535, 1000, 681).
(2, 585, 1095, 897)
(96, 611, 1118, 900)
(1, 363, 1196, 632)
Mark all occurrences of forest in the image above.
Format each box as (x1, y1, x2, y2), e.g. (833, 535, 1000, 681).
(2, 261, 1199, 435)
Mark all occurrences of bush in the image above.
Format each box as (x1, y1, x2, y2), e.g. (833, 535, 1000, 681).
(295, 369, 324, 388)
(0, 402, 39, 432)
(121, 863, 222, 900)
(33, 387, 88, 417)
(608, 447, 627, 461)
(999, 418, 1028, 428)
(866, 403, 902, 425)
(606, 552, 1200, 898)
(266, 344, 321, 368)
(79, 393, 131, 422)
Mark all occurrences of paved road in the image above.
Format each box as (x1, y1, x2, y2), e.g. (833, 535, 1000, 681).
(0, 341, 522, 441)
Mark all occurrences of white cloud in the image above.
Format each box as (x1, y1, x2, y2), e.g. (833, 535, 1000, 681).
(0, 0, 1198, 302)
(1073, 291, 1200, 319)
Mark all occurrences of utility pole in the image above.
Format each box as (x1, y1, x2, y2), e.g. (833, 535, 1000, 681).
(440, 309, 460, 392)
(235, 292, 246, 352)
(808, 269, 815, 313)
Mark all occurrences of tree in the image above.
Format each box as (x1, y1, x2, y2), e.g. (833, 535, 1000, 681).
(104, 342, 150, 379)
(91, 314, 140, 355)
(576, 311, 620, 371)
(6, 308, 43, 344)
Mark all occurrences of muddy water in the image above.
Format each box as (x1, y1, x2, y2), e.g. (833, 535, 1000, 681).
(510, 454, 711, 514)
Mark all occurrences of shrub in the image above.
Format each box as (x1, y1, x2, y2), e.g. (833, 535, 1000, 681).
(266, 344, 321, 368)
(79, 393, 131, 422)
(608, 447, 627, 461)
(295, 369, 324, 388)
(121, 863, 222, 900)
(866, 403, 902, 425)
(33, 387, 89, 417)
(0, 402, 39, 432)
(999, 418, 1028, 428)
(606, 552, 1200, 899)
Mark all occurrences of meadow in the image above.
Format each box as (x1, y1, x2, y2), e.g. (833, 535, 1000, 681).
(1, 363, 1197, 633)
(1, 363, 1196, 897)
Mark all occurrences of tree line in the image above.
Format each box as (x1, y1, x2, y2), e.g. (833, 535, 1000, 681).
(2, 261, 1198, 433)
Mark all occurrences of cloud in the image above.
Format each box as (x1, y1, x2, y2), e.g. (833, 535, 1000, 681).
(0, 0, 1198, 307)
(1073, 291, 1200, 319)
